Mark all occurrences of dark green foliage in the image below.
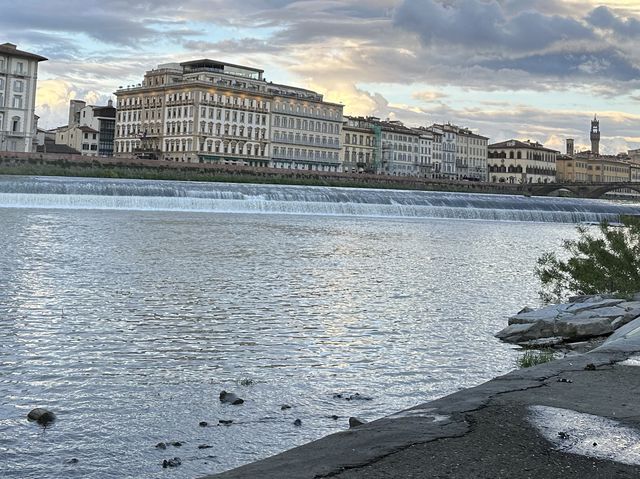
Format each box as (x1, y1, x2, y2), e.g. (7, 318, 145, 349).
(536, 216, 640, 302)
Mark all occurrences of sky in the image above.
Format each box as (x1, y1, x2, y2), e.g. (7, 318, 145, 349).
(3, 0, 640, 154)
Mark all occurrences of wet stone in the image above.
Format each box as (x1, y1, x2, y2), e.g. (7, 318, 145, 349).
(199, 421, 208, 427)
(219, 419, 233, 425)
(219, 391, 244, 405)
(293, 419, 302, 427)
(162, 457, 182, 468)
(27, 408, 56, 426)
(155, 442, 167, 450)
(198, 444, 213, 449)
(280, 404, 292, 410)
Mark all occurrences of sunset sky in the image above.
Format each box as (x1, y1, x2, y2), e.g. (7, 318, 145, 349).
(3, 0, 640, 154)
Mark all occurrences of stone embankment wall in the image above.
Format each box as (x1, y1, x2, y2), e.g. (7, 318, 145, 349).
(0, 151, 521, 194)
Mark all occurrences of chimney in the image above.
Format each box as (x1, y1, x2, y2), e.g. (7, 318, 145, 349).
(1, 43, 17, 50)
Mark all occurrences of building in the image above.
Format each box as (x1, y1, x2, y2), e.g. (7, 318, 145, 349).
(414, 128, 434, 178)
(54, 99, 116, 156)
(0, 43, 47, 152)
(557, 154, 630, 183)
(377, 120, 421, 176)
(114, 59, 343, 170)
(270, 85, 342, 172)
(451, 125, 488, 181)
(566, 138, 575, 157)
(342, 116, 377, 173)
(488, 139, 558, 184)
(590, 116, 600, 156)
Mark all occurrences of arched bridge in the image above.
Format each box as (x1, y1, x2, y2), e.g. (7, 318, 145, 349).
(522, 182, 640, 199)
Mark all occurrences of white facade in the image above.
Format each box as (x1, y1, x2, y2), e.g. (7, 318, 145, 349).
(114, 59, 343, 169)
(380, 121, 421, 176)
(270, 89, 342, 172)
(0, 43, 47, 152)
(414, 129, 433, 177)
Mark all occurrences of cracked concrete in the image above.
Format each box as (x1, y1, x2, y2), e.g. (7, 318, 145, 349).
(203, 335, 640, 479)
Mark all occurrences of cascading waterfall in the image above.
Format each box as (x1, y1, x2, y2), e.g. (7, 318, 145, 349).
(0, 175, 639, 223)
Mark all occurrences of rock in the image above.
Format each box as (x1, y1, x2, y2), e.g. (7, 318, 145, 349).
(330, 415, 339, 420)
(27, 408, 56, 425)
(162, 457, 182, 468)
(219, 419, 233, 425)
(585, 363, 597, 371)
(565, 299, 625, 314)
(170, 441, 182, 447)
(605, 316, 640, 343)
(199, 421, 208, 427)
(293, 419, 302, 427)
(349, 417, 367, 428)
(280, 404, 292, 410)
(66, 458, 79, 464)
(557, 316, 614, 339)
(517, 337, 566, 348)
(517, 306, 534, 314)
(333, 393, 373, 401)
(219, 391, 244, 405)
(508, 304, 571, 325)
(155, 442, 167, 450)
(198, 444, 213, 449)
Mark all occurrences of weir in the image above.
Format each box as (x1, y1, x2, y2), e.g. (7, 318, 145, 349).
(0, 175, 639, 223)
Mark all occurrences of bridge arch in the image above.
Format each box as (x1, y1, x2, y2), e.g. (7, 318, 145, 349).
(528, 184, 581, 197)
(586, 184, 640, 199)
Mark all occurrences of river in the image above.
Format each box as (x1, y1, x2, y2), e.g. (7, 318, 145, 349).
(0, 176, 638, 478)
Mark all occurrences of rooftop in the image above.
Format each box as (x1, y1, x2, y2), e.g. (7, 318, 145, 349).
(0, 43, 47, 62)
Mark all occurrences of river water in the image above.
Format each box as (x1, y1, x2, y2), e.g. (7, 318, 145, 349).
(0, 176, 637, 478)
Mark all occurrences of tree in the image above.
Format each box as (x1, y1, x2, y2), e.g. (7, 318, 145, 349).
(535, 216, 640, 302)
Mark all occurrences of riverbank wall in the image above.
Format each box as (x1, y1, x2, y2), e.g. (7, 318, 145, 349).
(0, 151, 521, 195)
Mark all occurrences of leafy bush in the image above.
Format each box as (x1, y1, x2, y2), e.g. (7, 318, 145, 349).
(516, 349, 556, 368)
(535, 216, 640, 302)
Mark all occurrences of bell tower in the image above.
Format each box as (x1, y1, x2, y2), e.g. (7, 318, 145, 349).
(590, 115, 600, 156)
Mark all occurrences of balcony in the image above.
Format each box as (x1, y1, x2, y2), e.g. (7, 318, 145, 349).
(272, 137, 340, 149)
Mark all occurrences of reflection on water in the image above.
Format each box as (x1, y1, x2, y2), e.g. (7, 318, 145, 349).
(0, 208, 574, 478)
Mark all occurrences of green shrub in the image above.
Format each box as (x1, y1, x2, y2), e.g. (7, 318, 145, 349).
(516, 349, 556, 368)
(535, 216, 640, 302)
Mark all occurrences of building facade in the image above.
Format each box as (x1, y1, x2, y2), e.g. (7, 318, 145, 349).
(557, 154, 630, 183)
(114, 59, 343, 170)
(270, 86, 342, 172)
(55, 99, 116, 156)
(488, 139, 558, 184)
(342, 116, 377, 173)
(0, 43, 47, 152)
(378, 120, 421, 176)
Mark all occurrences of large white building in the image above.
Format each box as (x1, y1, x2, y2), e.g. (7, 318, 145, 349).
(0, 43, 47, 152)
(114, 59, 343, 171)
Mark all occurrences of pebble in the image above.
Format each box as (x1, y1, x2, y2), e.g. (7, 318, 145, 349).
(219, 419, 233, 425)
(293, 419, 302, 427)
(155, 442, 167, 450)
(198, 444, 213, 449)
(280, 404, 292, 410)
(199, 421, 208, 427)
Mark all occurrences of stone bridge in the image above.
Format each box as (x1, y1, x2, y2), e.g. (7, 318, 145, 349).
(522, 182, 640, 199)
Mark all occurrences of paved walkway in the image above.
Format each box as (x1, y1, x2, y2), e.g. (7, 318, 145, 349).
(204, 325, 640, 479)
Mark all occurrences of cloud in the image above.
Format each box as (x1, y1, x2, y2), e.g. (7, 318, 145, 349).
(393, 0, 593, 52)
(587, 6, 640, 36)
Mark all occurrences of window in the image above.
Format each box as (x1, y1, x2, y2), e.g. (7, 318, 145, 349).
(11, 116, 19, 132)
(16, 61, 24, 74)
(12, 95, 22, 108)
